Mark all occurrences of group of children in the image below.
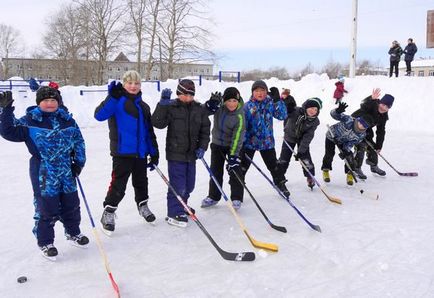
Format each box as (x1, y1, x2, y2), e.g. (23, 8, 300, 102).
(0, 70, 394, 260)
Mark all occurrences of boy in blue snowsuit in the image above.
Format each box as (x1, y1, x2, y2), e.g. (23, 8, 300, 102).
(152, 79, 210, 227)
(321, 102, 373, 185)
(95, 71, 159, 234)
(239, 80, 289, 197)
(0, 87, 88, 260)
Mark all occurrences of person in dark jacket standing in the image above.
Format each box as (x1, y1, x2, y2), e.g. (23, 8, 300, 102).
(277, 97, 322, 189)
(152, 79, 211, 227)
(0, 87, 88, 260)
(403, 38, 418, 76)
(388, 40, 403, 77)
(239, 80, 289, 197)
(351, 88, 394, 178)
(95, 70, 159, 234)
(201, 87, 246, 210)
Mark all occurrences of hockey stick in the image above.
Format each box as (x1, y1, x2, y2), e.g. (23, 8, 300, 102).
(364, 139, 418, 177)
(244, 155, 321, 233)
(282, 139, 342, 204)
(220, 152, 287, 233)
(200, 157, 279, 252)
(326, 125, 379, 200)
(153, 165, 255, 261)
(76, 177, 121, 298)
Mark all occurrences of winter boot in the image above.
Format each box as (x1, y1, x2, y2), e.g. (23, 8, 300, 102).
(40, 244, 58, 261)
(322, 170, 330, 183)
(370, 165, 386, 176)
(277, 180, 290, 197)
(307, 177, 315, 189)
(165, 214, 188, 228)
(354, 167, 367, 180)
(232, 200, 242, 210)
(346, 173, 354, 185)
(138, 201, 156, 223)
(101, 205, 117, 235)
(66, 233, 90, 248)
(201, 197, 219, 208)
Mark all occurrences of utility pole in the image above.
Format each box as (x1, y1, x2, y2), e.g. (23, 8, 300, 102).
(349, 0, 358, 78)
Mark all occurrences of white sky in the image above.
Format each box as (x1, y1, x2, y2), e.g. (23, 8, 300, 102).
(1, 0, 433, 70)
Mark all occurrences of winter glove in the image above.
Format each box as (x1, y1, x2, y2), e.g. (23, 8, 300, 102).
(339, 150, 356, 169)
(268, 87, 280, 103)
(0, 91, 14, 108)
(205, 92, 222, 113)
(195, 148, 205, 159)
(71, 163, 83, 177)
(108, 81, 124, 99)
(226, 155, 241, 172)
(293, 151, 307, 161)
(335, 102, 348, 114)
(286, 98, 297, 114)
(147, 155, 159, 171)
(159, 88, 172, 105)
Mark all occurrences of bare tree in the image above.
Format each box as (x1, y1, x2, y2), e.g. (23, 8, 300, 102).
(0, 23, 22, 79)
(144, 0, 161, 80)
(159, 0, 215, 79)
(75, 0, 126, 84)
(321, 58, 344, 79)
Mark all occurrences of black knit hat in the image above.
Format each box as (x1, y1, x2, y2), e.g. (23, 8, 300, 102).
(36, 86, 61, 105)
(223, 87, 241, 102)
(251, 80, 268, 93)
(176, 79, 195, 96)
(302, 97, 323, 110)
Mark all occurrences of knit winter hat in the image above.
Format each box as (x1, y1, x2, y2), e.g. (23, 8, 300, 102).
(251, 80, 268, 93)
(355, 115, 374, 130)
(36, 86, 61, 105)
(176, 79, 195, 96)
(303, 97, 323, 110)
(223, 87, 241, 102)
(379, 94, 394, 108)
(281, 88, 290, 96)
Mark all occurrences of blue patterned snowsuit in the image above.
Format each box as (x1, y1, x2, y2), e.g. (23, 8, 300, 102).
(0, 105, 86, 247)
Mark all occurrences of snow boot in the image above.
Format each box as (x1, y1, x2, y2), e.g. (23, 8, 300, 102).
(201, 197, 219, 208)
(354, 167, 367, 180)
(277, 180, 290, 197)
(232, 200, 242, 210)
(166, 214, 188, 228)
(66, 233, 90, 248)
(40, 244, 58, 261)
(307, 177, 315, 189)
(138, 201, 156, 223)
(370, 165, 386, 176)
(346, 173, 354, 185)
(322, 170, 330, 183)
(101, 205, 117, 235)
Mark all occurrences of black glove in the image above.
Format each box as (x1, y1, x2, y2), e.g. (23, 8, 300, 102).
(293, 151, 306, 161)
(71, 163, 83, 177)
(286, 98, 297, 114)
(205, 92, 222, 113)
(0, 91, 14, 108)
(108, 81, 124, 99)
(268, 87, 280, 103)
(226, 155, 241, 172)
(335, 102, 348, 114)
(147, 155, 159, 171)
(339, 150, 356, 168)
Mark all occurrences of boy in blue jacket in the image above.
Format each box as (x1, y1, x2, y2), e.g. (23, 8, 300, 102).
(321, 102, 373, 185)
(0, 87, 88, 260)
(95, 71, 159, 234)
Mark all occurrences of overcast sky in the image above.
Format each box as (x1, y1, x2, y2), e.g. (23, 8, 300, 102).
(2, 0, 433, 72)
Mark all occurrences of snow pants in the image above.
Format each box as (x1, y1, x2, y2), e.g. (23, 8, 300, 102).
(167, 160, 196, 217)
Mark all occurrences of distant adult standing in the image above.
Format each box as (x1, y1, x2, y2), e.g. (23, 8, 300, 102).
(388, 40, 403, 77)
(403, 38, 418, 76)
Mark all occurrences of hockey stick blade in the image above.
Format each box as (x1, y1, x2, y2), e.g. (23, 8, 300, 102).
(398, 172, 418, 177)
(244, 231, 279, 252)
(319, 186, 342, 204)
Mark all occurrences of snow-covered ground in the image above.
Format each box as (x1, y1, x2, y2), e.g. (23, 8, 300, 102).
(1, 75, 433, 298)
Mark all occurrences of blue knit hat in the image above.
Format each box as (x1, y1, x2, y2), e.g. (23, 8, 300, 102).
(379, 94, 394, 108)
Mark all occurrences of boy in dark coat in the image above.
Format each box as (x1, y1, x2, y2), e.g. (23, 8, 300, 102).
(388, 40, 403, 77)
(240, 80, 289, 197)
(351, 89, 394, 177)
(0, 87, 88, 260)
(201, 87, 246, 209)
(95, 70, 159, 234)
(403, 38, 418, 76)
(321, 102, 373, 185)
(277, 97, 322, 189)
(152, 79, 210, 227)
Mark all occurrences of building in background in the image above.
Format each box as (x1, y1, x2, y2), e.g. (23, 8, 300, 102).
(399, 58, 434, 76)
